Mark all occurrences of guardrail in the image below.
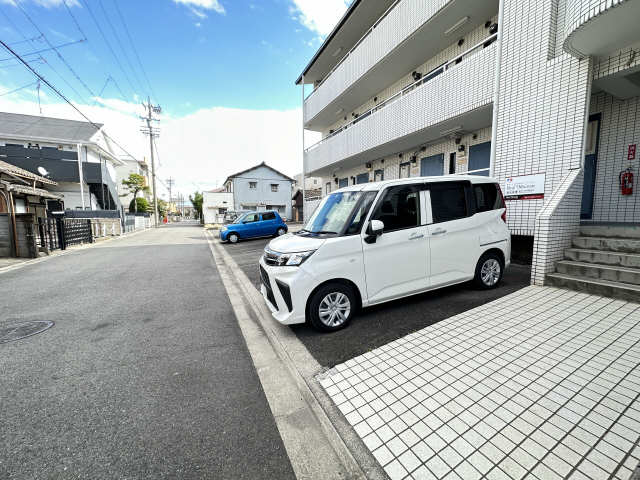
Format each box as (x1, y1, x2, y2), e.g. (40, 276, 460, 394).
(305, 33, 497, 153)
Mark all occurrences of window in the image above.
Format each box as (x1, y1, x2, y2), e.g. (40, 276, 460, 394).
(345, 192, 377, 235)
(430, 182, 467, 223)
(374, 169, 384, 181)
(325, 182, 331, 195)
(338, 178, 348, 188)
(271, 184, 279, 192)
(249, 181, 257, 189)
(244, 213, 259, 222)
(474, 183, 504, 212)
(371, 185, 420, 231)
(399, 162, 411, 179)
(262, 212, 276, 220)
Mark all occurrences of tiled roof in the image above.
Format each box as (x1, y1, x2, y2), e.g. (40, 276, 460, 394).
(0, 159, 57, 185)
(0, 112, 101, 143)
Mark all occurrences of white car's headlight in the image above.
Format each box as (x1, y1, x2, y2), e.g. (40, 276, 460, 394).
(283, 250, 315, 266)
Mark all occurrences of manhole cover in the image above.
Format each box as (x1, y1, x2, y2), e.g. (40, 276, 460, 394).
(0, 321, 54, 344)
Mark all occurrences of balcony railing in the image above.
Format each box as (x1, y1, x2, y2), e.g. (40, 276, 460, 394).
(304, 0, 456, 125)
(304, 41, 496, 175)
(305, 33, 497, 153)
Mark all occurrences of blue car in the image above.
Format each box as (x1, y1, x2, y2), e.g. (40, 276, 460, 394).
(219, 210, 288, 243)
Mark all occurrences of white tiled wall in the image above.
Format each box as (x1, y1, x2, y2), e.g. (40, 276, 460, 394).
(494, 0, 592, 243)
(304, 0, 452, 123)
(322, 18, 498, 138)
(306, 44, 496, 174)
(588, 92, 640, 223)
(562, 0, 625, 57)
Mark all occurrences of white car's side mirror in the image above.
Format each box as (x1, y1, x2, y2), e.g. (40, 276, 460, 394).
(369, 219, 384, 236)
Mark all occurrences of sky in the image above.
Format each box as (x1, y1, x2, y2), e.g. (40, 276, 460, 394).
(0, 0, 351, 196)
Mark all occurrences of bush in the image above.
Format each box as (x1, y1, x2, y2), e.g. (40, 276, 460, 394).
(129, 197, 150, 213)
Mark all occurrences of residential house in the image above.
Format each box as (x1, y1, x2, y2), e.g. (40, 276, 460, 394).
(297, 0, 640, 293)
(203, 187, 233, 224)
(0, 112, 124, 212)
(0, 159, 62, 257)
(223, 162, 294, 220)
(116, 155, 152, 212)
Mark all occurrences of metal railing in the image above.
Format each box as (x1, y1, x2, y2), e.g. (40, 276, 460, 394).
(305, 33, 498, 153)
(305, 0, 403, 101)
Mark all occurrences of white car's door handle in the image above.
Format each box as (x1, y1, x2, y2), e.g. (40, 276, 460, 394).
(409, 233, 424, 240)
(431, 228, 447, 236)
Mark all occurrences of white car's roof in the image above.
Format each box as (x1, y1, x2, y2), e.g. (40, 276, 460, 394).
(333, 175, 498, 193)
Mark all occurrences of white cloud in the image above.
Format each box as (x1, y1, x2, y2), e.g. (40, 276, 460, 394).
(173, 0, 225, 15)
(289, 0, 350, 37)
(0, 87, 320, 197)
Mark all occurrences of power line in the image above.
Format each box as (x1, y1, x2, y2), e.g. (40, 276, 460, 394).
(97, 0, 146, 95)
(80, 0, 138, 98)
(0, 39, 139, 162)
(0, 80, 38, 97)
(0, 38, 86, 62)
(8, 34, 43, 46)
(112, 0, 158, 102)
(62, 0, 87, 41)
(15, 1, 98, 100)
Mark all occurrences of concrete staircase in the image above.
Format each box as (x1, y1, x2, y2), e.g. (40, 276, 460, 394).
(546, 224, 640, 302)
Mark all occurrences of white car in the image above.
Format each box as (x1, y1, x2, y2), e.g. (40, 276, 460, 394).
(259, 176, 510, 332)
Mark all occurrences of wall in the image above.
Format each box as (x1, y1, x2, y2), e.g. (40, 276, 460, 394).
(588, 92, 640, 223)
(0, 213, 11, 256)
(203, 191, 234, 224)
(49, 181, 98, 210)
(493, 0, 592, 237)
(232, 165, 293, 220)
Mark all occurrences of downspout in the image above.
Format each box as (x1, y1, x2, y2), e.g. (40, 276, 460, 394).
(9, 191, 19, 257)
(489, 0, 505, 178)
(301, 74, 305, 222)
(77, 143, 86, 210)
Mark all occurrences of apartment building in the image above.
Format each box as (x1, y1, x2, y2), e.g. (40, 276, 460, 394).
(298, 0, 640, 293)
(116, 156, 152, 213)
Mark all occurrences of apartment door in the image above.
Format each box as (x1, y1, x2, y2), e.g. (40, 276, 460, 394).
(581, 114, 601, 219)
(420, 154, 444, 176)
(468, 141, 491, 176)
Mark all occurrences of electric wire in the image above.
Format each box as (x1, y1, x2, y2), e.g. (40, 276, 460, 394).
(0, 38, 86, 62)
(112, 0, 158, 102)
(0, 80, 38, 96)
(0, 40, 139, 161)
(79, 0, 138, 98)
(97, 0, 146, 95)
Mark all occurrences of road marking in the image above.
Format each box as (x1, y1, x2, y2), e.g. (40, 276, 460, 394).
(205, 230, 371, 480)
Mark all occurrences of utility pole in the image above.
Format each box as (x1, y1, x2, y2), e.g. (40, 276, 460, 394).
(140, 97, 161, 227)
(167, 177, 174, 214)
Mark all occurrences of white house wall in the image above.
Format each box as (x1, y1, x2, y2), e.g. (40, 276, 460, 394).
(306, 44, 496, 174)
(589, 92, 640, 223)
(231, 165, 293, 220)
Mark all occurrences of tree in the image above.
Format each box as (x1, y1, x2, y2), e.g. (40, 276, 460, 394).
(190, 191, 203, 223)
(129, 197, 150, 213)
(157, 199, 168, 219)
(121, 173, 150, 213)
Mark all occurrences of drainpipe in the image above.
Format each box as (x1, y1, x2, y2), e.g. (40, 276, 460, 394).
(301, 74, 305, 222)
(489, 0, 505, 178)
(9, 191, 19, 257)
(77, 143, 86, 210)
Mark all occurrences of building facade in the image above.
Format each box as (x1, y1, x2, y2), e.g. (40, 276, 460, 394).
(0, 112, 124, 212)
(116, 156, 152, 213)
(203, 188, 234, 224)
(223, 162, 294, 220)
(298, 0, 640, 286)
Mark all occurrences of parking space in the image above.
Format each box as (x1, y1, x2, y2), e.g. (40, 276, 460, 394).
(220, 234, 532, 367)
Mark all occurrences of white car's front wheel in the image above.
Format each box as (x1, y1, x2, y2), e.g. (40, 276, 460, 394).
(308, 283, 356, 332)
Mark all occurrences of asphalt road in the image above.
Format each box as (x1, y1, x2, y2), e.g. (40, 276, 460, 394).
(221, 234, 532, 367)
(0, 224, 295, 480)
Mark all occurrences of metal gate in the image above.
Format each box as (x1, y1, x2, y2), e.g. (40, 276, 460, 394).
(62, 219, 93, 247)
(36, 218, 62, 251)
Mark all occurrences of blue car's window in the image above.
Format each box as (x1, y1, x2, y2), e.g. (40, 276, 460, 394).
(262, 212, 276, 221)
(243, 213, 259, 223)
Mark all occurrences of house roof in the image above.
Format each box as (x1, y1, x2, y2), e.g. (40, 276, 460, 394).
(0, 112, 102, 144)
(0, 159, 57, 185)
(223, 161, 294, 185)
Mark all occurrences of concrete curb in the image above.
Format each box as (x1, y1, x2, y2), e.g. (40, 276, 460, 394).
(0, 227, 153, 275)
(205, 230, 388, 480)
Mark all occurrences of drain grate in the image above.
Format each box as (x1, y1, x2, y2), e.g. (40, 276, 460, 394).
(0, 321, 54, 344)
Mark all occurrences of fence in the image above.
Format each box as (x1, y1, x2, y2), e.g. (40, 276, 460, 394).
(35, 217, 93, 252)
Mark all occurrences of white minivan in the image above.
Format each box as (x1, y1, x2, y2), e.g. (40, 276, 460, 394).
(259, 176, 510, 332)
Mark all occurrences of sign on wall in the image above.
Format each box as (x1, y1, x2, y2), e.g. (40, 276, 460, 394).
(504, 173, 545, 200)
(628, 144, 636, 161)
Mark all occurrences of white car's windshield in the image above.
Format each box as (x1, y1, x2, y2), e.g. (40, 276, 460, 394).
(302, 191, 371, 235)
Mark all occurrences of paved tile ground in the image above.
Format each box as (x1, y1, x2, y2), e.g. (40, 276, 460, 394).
(318, 286, 640, 480)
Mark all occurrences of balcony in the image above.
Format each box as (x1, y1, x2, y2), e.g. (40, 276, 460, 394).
(303, 0, 498, 130)
(563, 0, 640, 58)
(304, 41, 496, 176)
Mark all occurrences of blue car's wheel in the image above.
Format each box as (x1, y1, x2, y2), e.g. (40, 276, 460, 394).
(228, 232, 239, 243)
(276, 227, 286, 237)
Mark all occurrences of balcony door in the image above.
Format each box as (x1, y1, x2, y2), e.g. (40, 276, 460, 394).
(420, 154, 444, 176)
(468, 141, 491, 176)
